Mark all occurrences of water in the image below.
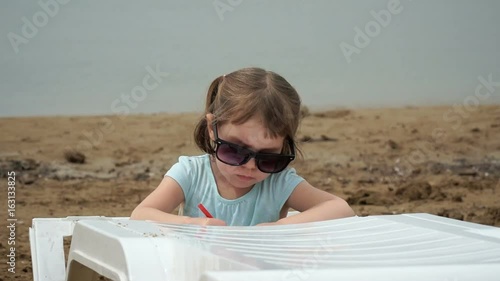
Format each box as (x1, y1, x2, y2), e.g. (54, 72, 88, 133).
(1, 0, 500, 117)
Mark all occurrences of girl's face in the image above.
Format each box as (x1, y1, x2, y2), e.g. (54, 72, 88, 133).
(207, 115, 285, 190)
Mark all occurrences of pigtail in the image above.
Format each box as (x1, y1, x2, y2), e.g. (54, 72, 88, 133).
(194, 75, 224, 154)
(205, 76, 224, 113)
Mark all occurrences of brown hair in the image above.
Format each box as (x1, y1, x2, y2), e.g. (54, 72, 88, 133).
(194, 67, 302, 155)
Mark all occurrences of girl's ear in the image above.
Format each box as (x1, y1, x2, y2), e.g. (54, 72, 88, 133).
(206, 113, 215, 141)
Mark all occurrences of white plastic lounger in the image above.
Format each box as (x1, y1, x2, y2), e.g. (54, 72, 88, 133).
(29, 213, 500, 281)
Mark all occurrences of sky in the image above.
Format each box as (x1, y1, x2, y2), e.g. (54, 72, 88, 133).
(1, 0, 499, 117)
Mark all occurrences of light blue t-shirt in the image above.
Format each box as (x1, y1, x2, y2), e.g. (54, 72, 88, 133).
(165, 154, 304, 226)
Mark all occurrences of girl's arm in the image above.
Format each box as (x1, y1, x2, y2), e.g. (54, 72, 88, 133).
(274, 180, 355, 225)
(130, 176, 226, 226)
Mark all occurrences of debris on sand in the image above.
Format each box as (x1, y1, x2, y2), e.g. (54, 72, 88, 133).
(64, 150, 86, 164)
(0, 158, 39, 172)
(299, 135, 338, 143)
(1, 158, 116, 182)
(387, 139, 399, 150)
(313, 109, 351, 119)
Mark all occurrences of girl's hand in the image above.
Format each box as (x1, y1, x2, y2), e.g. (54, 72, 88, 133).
(187, 217, 227, 226)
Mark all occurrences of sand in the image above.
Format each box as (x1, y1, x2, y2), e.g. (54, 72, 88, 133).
(1, 105, 499, 280)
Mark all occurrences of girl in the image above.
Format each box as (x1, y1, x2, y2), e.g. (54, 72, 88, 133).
(131, 67, 355, 226)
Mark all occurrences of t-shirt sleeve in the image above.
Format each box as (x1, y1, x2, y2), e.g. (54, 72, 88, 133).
(270, 168, 304, 211)
(165, 156, 194, 202)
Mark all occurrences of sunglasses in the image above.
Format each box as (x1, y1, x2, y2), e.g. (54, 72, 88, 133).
(212, 123, 295, 173)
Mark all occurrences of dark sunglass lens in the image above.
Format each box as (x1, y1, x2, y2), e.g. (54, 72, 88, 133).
(217, 143, 247, 165)
(258, 157, 289, 173)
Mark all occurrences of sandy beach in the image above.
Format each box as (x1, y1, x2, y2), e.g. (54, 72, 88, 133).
(1, 105, 499, 279)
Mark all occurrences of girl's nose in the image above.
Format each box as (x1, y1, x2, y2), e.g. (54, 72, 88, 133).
(242, 158, 257, 170)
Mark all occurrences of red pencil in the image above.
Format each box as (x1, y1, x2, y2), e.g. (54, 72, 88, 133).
(197, 203, 213, 218)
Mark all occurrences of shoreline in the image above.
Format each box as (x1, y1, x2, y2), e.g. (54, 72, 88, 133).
(2, 103, 499, 119)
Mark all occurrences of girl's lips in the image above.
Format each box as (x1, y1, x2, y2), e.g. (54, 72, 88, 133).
(237, 175, 253, 181)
